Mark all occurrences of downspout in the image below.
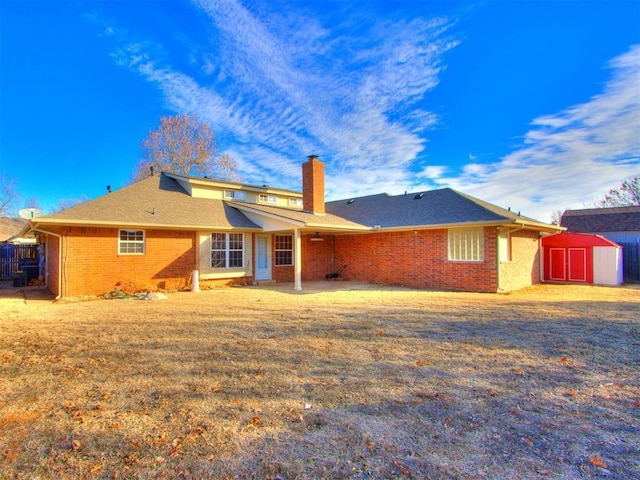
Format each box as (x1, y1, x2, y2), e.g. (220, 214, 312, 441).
(31, 228, 63, 300)
(294, 228, 302, 291)
(496, 227, 501, 292)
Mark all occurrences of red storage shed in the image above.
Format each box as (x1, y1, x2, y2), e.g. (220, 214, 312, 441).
(541, 232, 623, 286)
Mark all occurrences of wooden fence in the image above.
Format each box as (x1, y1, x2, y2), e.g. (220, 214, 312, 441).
(0, 244, 39, 280)
(620, 242, 640, 283)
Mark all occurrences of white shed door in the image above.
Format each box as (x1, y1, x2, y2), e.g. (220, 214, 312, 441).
(593, 247, 622, 286)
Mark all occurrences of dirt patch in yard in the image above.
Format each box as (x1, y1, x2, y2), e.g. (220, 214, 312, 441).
(0, 282, 638, 479)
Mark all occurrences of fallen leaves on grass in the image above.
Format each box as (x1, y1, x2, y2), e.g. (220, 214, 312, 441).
(589, 454, 607, 468)
(248, 416, 261, 426)
(1, 283, 638, 479)
(393, 459, 410, 474)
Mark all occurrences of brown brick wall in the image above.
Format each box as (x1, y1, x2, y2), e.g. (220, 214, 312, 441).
(44, 226, 540, 296)
(269, 234, 334, 283)
(53, 227, 196, 297)
(498, 229, 541, 291)
(302, 235, 336, 280)
(325, 228, 500, 292)
(302, 156, 325, 214)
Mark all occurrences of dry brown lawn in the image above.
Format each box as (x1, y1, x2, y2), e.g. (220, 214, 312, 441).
(0, 281, 638, 479)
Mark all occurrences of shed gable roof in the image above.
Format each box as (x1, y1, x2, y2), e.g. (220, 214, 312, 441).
(541, 232, 621, 248)
(561, 206, 640, 233)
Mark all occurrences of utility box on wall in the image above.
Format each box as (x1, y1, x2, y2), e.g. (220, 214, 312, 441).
(541, 232, 623, 286)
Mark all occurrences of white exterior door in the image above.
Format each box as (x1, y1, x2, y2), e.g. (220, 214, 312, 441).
(255, 235, 271, 281)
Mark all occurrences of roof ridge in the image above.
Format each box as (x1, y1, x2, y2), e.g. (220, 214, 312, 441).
(328, 188, 456, 205)
(563, 205, 640, 215)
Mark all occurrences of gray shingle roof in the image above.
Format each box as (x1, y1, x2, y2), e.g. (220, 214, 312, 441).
(228, 202, 369, 230)
(561, 206, 640, 233)
(34, 174, 260, 230)
(326, 188, 548, 229)
(27, 174, 559, 234)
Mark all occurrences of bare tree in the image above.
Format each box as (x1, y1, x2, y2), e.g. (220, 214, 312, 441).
(0, 172, 19, 217)
(592, 176, 640, 207)
(550, 209, 564, 225)
(217, 153, 242, 183)
(23, 196, 42, 210)
(133, 114, 240, 182)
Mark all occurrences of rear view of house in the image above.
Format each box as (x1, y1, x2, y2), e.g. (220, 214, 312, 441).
(21, 156, 562, 297)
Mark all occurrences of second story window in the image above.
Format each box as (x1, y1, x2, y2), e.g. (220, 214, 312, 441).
(224, 190, 245, 201)
(258, 194, 277, 203)
(288, 198, 303, 207)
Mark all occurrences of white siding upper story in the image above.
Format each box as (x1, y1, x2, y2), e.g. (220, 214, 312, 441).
(169, 173, 303, 209)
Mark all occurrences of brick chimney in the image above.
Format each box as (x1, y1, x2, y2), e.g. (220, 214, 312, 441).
(302, 155, 325, 215)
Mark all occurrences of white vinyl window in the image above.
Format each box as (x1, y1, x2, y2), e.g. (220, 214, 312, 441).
(211, 233, 244, 268)
(224, 190, 245, 201)
(288, 198, 303, 207)
(448, 227, 484, 261)
(258, 194, 277, 204)
(119, 230, 145, 255)
(274, 235, 293, 266)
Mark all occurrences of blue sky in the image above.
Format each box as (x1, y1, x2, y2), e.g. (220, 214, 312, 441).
(1, 0, 639, 222)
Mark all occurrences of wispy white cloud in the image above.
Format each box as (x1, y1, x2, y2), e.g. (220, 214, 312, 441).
(93, 1, 639, 224)
(98, 0, 458, 191)
(436, 44, 640, 222)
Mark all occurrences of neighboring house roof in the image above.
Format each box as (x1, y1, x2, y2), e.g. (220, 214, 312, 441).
(28, 174, 260, 231)
(561, 206, 640, 233)
(0, 217, 29, 242)
(326, 188, 556, 230)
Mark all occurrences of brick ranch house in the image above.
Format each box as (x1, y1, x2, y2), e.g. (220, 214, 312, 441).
(21, 156, 562, 298)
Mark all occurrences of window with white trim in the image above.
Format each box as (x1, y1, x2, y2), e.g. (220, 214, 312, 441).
(119, 230, 145, 254)
(211, 233, 244, 268)
(448, 227, 484, 261)
(224, 190, 245, 201)
(288, 198, 303, 207)
(274, 235, 293, 266)
(258, 194, 277, 204)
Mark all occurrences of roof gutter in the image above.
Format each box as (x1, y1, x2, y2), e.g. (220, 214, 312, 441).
(16, 218, 262, 232)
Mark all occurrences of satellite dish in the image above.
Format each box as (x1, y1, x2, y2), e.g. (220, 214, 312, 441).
(18, 208, 45, 219)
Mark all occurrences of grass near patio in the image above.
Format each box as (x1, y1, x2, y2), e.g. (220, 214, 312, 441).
(1, 282, 638, 479)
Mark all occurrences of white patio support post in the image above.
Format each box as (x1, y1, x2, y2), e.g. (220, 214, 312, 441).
(294, 228, 302, 291)
(191, 270, 200, 292)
